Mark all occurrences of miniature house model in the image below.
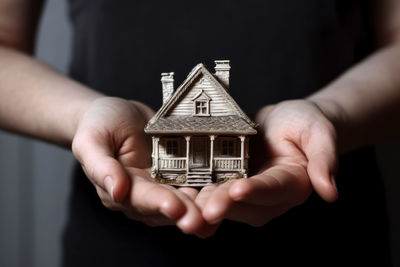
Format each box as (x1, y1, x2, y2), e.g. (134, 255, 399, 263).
(144, 60, 257, 186)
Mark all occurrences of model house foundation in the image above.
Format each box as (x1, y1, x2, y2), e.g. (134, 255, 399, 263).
(144, 60, 257, 186)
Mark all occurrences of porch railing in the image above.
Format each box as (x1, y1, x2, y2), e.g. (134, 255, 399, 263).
(158, 157, 243, 171)
(159, 157, 186, 170)
(213, 157, 242, 171)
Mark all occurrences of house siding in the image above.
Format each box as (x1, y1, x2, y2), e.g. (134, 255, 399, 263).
(167, 74, 236, 117)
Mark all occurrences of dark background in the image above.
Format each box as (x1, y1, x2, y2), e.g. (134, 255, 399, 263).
(0, 0, 398, 266)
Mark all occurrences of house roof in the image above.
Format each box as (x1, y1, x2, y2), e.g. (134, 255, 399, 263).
(145, 62, 257, 135)
(144, 115, 257, 135)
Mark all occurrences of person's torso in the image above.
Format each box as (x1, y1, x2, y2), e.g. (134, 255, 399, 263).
(68, 0, 370, 113)
(63, 2, 391, 266)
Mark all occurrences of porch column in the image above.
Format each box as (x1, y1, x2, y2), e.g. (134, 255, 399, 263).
(239, 136, 246, 174)
(153, 136, 160, 173)
(185, 136, 191, 172)
(209, 135, 216, 172)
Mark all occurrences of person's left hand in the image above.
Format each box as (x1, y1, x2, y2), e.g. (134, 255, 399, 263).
(195, 100, 339, 229)
(71, 97, 213, 235)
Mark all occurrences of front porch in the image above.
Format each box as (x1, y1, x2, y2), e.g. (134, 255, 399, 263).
(151, 135, 248, 186)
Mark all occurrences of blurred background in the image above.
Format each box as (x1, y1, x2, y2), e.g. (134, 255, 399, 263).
(0, 0, 398, 266)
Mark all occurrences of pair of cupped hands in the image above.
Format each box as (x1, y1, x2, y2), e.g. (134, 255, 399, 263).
(72, 97, 339, 238)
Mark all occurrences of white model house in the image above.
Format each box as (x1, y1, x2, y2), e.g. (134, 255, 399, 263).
(144, 60, 257, 186)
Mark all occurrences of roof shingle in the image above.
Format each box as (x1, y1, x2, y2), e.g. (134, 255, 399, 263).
(145, 115, 257, 135)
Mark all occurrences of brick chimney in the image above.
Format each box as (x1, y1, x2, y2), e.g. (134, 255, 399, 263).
(161, 72, 174, 105)
(214, 60, 230, 89)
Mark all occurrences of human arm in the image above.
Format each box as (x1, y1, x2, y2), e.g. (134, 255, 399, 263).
(308, 0, 400, 153)
(0, 0, 101, 146)
(196, 0, 400, 227)
(0, 0, 208, 234)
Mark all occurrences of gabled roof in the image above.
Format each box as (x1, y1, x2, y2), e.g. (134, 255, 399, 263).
(145, 63, 257, 134)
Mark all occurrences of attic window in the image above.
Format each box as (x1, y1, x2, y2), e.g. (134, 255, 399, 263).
(195, 100, 209, 116)
(192, 89, 211, 116)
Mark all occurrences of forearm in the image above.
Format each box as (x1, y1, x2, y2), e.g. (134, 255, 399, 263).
(0, 45, 103, 147)
(308, 43, 400, 154)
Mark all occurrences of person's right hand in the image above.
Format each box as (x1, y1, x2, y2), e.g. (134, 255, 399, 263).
(71, 97, 208, 234)
(195, 100, 338, 228)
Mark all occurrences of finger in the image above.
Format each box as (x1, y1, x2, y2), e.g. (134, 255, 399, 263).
(94, 184, 122, 211)
(229, 165, 311, 206)
(128, 172, 186, 218)
(194, 185, 221, 238)
(304, 123, 338, 202)
(173, 189, 206, 234)
(225, 202, 289, 227)
(195, 184, 217, 209)
(194, 221, 222, 239)
(72, 130, 130, 202)
(95, 176, 178, 227)
(202, 180, 236, 224)
(128, 171, 205, 234)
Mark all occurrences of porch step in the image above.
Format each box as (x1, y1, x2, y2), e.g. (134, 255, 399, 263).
(186, 174, 212, 186)
(187, 172, 211, 175)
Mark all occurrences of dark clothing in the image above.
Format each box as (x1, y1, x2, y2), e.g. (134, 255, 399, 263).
(63, 0, 391, 266)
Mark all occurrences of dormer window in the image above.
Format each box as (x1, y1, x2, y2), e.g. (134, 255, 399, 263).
(195, 100, 209, 115)
(192, 89, 211, 116)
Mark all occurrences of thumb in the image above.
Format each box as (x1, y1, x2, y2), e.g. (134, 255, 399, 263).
(303, 124, 338, 203)
(72, 131, 130, 202)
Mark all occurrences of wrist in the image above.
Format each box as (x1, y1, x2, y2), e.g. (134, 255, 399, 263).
(65, 93, 104, 147)
(306, 96, 353, 154)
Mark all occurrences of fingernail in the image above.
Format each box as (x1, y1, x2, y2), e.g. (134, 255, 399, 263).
(104, 176, 115, 201)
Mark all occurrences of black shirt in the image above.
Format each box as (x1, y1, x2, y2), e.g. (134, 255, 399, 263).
(63, 1, 391, 266)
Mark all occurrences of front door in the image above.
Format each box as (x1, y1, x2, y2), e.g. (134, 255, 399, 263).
(191, 136, 209, 169)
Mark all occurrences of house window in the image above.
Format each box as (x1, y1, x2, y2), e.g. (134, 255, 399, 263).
(222, 140, 234, 156)
(192, 90, 211, 116)
(166, 140, 178, 155)
(195, 100, 209, 115)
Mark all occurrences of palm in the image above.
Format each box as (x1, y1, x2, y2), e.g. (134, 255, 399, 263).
(83, 98, 152, 167)
(196, 100, 338, 227)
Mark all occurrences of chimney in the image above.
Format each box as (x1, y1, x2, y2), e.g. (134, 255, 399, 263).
(161, 72, 174, 105)
(214, 60, 230, 89)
